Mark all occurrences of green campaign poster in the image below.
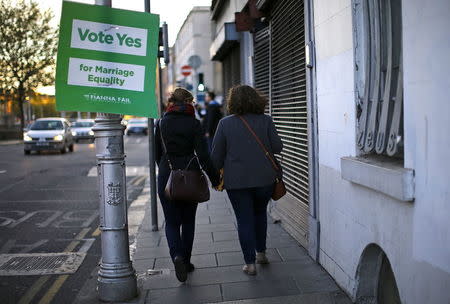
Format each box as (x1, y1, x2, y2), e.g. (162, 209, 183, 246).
(55, 1, 160, 117)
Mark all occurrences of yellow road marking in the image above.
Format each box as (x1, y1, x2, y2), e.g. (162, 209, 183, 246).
(74, 228, 91, 241)
(64, 228, 91, 252)
(133, 175, 146, 186)
(17, 277, 50, 304)
(37, 275, 69, 304)
(17, 227, 92, 304)
(91, 227, 101, 237)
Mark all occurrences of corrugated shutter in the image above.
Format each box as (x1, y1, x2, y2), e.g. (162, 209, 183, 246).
(253, 27, 270, 114)
(222, 46, 241, 100)
(270, 0, 309, 247)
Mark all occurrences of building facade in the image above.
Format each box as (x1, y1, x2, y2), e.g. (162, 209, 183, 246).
(209, 0, 450, 303)
(170, 7, 215, 97)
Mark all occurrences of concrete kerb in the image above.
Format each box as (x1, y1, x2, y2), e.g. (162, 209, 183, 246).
(0, 140, 22, 146)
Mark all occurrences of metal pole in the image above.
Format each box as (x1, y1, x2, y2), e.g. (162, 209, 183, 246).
(158, 60, 164, 113)
(145, 0, 159, 231)
(93, 0, 137, 301)
(193, 68, 198, 100)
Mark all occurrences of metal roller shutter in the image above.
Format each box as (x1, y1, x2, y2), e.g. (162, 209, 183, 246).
(222, 46, 241, 100)
(253, 27, 271, 114)
(261, 0, 309, 247)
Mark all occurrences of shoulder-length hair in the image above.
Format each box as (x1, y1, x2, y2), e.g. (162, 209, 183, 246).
(167, 87, 194, 105)
(227, 85, 267, 115)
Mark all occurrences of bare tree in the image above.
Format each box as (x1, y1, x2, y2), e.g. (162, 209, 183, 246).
(0, 0, 58, 129)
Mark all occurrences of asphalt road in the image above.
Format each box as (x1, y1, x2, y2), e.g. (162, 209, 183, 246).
(0, 135, 150, 304)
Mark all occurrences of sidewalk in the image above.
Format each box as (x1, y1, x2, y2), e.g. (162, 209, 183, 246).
(133, 190, 352, 304)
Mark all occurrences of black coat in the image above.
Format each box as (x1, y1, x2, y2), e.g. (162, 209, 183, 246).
(155, 111, 220, 187)
(203, 103, 222, 136)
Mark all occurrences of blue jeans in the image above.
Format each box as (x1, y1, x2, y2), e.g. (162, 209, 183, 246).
(226, 184, 273, 264)
(158, 172, 198, 263)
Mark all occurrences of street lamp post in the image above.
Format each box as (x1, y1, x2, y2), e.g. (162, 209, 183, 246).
(93, 0, 137, 302)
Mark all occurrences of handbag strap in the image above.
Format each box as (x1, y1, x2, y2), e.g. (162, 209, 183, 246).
(238, 115, 281, 173)
(158, 119, 174, 170)
(158, 119, 203, 172)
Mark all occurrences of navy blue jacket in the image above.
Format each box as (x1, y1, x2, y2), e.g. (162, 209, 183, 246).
(211, 114, 283, 189)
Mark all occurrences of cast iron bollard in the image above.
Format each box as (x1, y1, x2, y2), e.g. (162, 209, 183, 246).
(93, 112, 137, 301)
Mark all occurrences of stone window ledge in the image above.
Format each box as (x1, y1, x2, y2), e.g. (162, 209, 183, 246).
(340, 156, 414, 202)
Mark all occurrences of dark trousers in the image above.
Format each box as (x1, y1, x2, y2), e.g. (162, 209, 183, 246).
(207, 136, 214, 153)
(158, 172, 198, 263)
(226, 184, 273, 264)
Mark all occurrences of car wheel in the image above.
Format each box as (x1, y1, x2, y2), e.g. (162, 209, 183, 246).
(69, 144, 74, 152)
(60, 146, 66, 154)
(24, 150, 30, 155)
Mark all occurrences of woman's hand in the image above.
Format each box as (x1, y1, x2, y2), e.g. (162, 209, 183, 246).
(213, 169, 224, 191)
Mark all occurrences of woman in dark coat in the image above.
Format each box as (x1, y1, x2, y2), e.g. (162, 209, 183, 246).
(211, 85, 283, 276)
(155, 88, 220, 282)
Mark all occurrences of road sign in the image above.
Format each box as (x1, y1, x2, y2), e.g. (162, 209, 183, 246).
(55, 1, 160, 118)
(188, 55, 202, 69)
(181, 65, 192, 76)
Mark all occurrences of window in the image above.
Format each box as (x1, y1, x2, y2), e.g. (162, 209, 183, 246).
(352, 0, 403, 157)
(30, 120, 63, 130)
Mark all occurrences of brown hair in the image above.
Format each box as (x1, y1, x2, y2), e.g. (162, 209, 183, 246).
(227, 85, 267, 115)
(168, 87, 194, 105)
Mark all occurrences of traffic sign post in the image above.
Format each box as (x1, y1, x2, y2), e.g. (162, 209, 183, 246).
(187, 55, 202, 102)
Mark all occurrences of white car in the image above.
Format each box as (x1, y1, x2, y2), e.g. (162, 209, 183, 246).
(125, 118, 148, 135)
(71, 119, 95, 142)
(23, 118, 74, 154)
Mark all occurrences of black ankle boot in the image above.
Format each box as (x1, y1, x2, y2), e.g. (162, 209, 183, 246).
(174, 256, 187, 282)
(186, 262, 195, 272)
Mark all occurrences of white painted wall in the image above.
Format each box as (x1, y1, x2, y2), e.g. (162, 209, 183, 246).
(313, 0, 450, 303)
(172, 7, 214, 92)
(212, 0, 247, 39)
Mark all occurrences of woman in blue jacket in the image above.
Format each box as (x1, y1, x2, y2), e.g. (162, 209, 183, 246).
(211, 85, 283, 275)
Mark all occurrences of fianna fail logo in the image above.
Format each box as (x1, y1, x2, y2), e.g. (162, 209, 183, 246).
(83, 93, 131, 104)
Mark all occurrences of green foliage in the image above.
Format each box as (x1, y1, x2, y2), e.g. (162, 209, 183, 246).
(0, 0, 58, 127)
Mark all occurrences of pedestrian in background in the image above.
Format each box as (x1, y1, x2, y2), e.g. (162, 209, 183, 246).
(155, 87, 220, 282)
(203, 91, 223, 151)
(211, 85, 283, 275)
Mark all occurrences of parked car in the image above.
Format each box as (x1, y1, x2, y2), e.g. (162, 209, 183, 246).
(23, 118, 74, 154)
(71, 119, 95, 142)
(125, 118, 148, 135)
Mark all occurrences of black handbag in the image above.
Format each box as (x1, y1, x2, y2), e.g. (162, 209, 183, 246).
(159, 120, 210, 203)
(238, 116, 287, 201)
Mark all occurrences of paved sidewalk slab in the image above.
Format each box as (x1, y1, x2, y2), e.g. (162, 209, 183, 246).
(132, 191, 352, 304)
(206, 292, 351, 304)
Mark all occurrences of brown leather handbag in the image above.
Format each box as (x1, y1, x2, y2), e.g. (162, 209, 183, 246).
(159, 121, 210, 203)
(238, 116, 287, 201)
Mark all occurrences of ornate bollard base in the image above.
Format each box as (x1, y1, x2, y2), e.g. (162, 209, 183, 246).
(98, 271, 137, 302)
(94, 113, 137, 302)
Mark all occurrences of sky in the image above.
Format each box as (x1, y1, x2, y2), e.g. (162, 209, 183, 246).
(29, 0, 212, 95)
(34, 0, 212, 46)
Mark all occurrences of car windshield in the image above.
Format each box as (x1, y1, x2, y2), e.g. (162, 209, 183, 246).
(30, 120, 64, 130)
(72, 122, 94, 128)
(128, 119, 146, 124)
